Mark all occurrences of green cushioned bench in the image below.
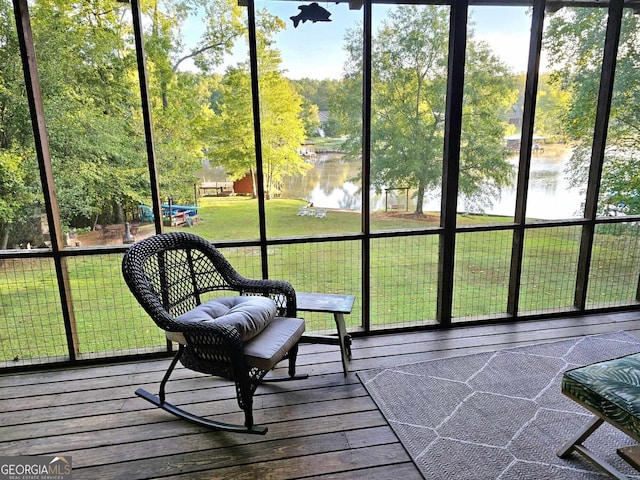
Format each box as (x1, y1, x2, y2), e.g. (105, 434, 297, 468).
(558, 352, 640, 479)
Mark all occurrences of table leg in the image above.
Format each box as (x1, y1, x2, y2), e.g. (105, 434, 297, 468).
(334, 313, 351, 376)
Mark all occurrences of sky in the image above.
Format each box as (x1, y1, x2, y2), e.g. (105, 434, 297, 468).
(182, 2, 541, 79)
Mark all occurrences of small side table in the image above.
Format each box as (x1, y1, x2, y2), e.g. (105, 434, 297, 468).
(296, 292, 355, 376)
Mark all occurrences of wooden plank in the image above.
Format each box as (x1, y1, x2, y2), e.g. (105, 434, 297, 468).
(354, 319, 640, 363)
(303, 463, 424, 480)
(0, 384, 376, 446)
(3, 313, 639, 410)
(77, 440, 411, 480)
(71, 423, 396, 474)
(0, 359, 166, 388)
(0, 375, 366, 428)
(169, 443, 412, 480)
(2, 314, 640, 480)
(2, 409, 387, 459)
(618, 445, 640, 472)
(356, 312, 640, 353)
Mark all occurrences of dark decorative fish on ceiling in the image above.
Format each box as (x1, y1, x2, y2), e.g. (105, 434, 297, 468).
(290, 3, 332, 28)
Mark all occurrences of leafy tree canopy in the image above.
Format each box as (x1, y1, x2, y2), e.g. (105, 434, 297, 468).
(207, 10, 309, 199)
(0, 0, 245, 238)
(332, 6, 517, 214)
(545, 8, 640, 214)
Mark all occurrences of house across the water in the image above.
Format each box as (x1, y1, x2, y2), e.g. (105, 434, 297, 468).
(504, 133, 545, 152)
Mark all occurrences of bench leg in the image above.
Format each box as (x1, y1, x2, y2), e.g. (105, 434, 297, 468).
(557, 415, 604, 458)
(334, 313, 351, 376)
(558, 415, 630, 479)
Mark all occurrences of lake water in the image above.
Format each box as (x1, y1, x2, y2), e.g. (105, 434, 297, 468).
(281, 150, 584, 220)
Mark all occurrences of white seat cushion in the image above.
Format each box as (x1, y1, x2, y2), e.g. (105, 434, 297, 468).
(244, 317, 305, 371)
(168, 296, 276, 343)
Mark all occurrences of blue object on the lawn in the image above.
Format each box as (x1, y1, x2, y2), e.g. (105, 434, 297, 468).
(138, 205, 154, 222)
(161, 204, 199, 217)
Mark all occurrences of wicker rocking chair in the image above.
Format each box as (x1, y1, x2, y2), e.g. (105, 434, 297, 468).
(122, 232, 307, 434)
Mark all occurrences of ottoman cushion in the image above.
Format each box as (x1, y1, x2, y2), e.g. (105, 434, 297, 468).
(562, 352, 640, 438)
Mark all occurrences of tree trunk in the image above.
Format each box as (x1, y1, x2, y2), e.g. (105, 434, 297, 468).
(115, 202, 124, 224)
(0, 228, 6, 268)
(161, 86, 168, 110)
(265, 172, 271, 200)
(250, 169, 257, 198)
(415, 182, 425, 215)
(0, 227, 8, 250)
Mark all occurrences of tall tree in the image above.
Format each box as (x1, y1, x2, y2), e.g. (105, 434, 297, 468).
(142, 0, 245, 204)
(0, 149, 37, 249)
(332, 6, 516, 215)
(291, 78, 343, 136)
(208, 11, 309, 199)
(2, 0, 141, 236)
(19, 0, 149, 227)
(532, 73, 571, 142)
(0, 0, 40, 247)
(545, 8, 640, 214)
(1, 0, 246, 240)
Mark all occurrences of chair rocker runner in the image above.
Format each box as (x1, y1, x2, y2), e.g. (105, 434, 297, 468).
(122, 232, 307, 435)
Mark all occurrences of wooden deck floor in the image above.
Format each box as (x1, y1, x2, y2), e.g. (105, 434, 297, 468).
(2, 311, 640, 480)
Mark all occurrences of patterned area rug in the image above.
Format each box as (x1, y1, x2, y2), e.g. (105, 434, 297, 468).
(358, 332, 640, 479)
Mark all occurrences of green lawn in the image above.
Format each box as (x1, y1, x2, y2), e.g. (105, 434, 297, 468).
(174, 196, 433, 239)
(168, 196, 509, 240)
(2, 198, 639, 362)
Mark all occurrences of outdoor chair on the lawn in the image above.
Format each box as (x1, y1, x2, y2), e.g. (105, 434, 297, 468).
(122, 232, 307, 434)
